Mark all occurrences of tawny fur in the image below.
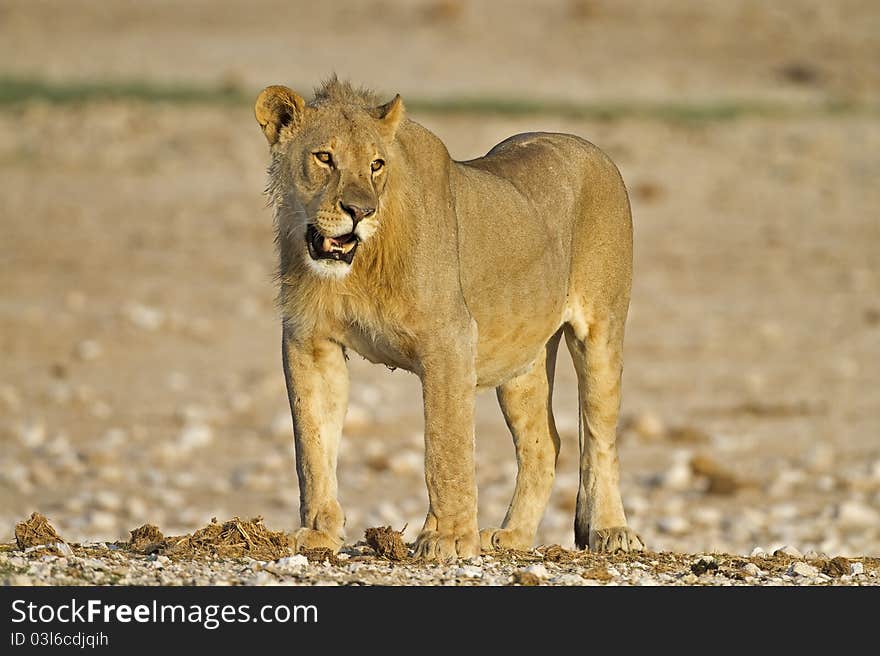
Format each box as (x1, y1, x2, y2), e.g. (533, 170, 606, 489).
(256, 76, 643, 561)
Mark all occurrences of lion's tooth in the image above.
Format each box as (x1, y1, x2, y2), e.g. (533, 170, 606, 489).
(323, 237, 333, 252)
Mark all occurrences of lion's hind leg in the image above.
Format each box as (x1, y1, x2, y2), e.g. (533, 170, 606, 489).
(564, 318, 643, 553)
(481, 331, 562, 552)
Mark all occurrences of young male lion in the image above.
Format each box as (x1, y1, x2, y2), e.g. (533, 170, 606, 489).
(255, 77, 643, 561)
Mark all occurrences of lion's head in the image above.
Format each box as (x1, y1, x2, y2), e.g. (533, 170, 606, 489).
(256, 79, 406, 279)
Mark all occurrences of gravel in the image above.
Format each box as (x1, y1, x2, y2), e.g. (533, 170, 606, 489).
(2, 541, 877, 586)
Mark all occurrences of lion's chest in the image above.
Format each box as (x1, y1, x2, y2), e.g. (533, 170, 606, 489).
(338, 323, 416, 373)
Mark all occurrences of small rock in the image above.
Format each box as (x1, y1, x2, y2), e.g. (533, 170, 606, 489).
(124, 303, 164, 330)
(787, 561, 819, 578)
(511, 570, 541, 586)
(802, 444, 834, 472)
(18, 422, 47, 448)
(553, 573, 588, 585)
(631, 412, 665, 440)
(659, 458, 693, 491)
(834, 501, 879, 529)
(850, 562, 864, 576)
(343, 403, 372, 433)
(178, 423, 213, 451)
(149, 555, 171, 569)
(818, 557, 849, 577)
(453, 565, 483, 579)
(247, 571, 276, 586)
(657, 516, 690, 535)
(272, 554, 309, 572)
(53, 542, 73, 558)
(87, 511, 117, 533)
(90, 401, 112, 418)
(270, 412, 290, 438)
(750, 547, 767, 558)
(523, 563, 550, 580)
(690, 455, 744, 495)
(388, 451, 422, 476)
(742, 563, 762, 577)
(74, 340, 102, 361)
(774, 545, 803, 559)
(691, 556, 718, 576)
(93, 490, 122, 512)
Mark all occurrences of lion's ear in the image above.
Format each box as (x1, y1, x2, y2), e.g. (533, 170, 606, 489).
(254, 85, 305, 145)
(375, 94, 405, 141)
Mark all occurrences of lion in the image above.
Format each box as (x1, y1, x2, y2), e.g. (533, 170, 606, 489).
(255, 77, 643, 561)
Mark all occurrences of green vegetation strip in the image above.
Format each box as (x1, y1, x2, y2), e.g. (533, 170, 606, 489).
(0, 76, 872, 122)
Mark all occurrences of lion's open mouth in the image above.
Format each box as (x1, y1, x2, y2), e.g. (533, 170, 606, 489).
(306, 225, 359, 265)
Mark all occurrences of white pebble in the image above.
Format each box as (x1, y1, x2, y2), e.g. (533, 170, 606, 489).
(178, 423, 213, 451)
(774, 545, 803, 559)
(552, 573, 586, 585)
(631, 411, 665, 440)
(343, 403, 372, 432)
(850, 562, 864, 576)
(388, 450, 423, 476)
(659, 451, 693, 491)
(124, 303, 164, 330)
(802, 444, 834, 471)
(87, 511, 117, 533)
(93, 490, 122, 512)
(657, 516, 690, 535)
(524, 563, 550, 579)
(74, 339, 102, 361)
(271, 554, 309, 572)
(742, 563, 762, 577)
(270, 411, 291, 438)
(17, 422, 46, 448)
(55, 542, 74, 558)
(453, 565, 483, 579)
(750, 547, 767, 558)
(149, 555, 171, 568)
(834, 501, 879, 529)
(787, 561, 818, 578)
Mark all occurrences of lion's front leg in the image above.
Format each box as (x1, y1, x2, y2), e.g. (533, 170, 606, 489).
(282, 327, 348, 553)
(414, 344, 480, 562)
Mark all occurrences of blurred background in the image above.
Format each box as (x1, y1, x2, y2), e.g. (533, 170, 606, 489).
(1, 1, 878, 557)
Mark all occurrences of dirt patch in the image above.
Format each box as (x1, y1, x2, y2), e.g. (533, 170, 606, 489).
(154, 517, 290, 560)
(538, 544, 576, 563)
(819, 556, 851, 578)
(581, 566, 612, 582)
(510, 570, 541, 585)
(690, 455, 749, 495)
(128, 524, 165, 555)
(299, 548, 340, 565)
(364, 526, 410, 561)
(14, 512, 65, 550)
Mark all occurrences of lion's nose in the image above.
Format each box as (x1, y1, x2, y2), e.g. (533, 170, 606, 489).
(340, 203, 376, 224)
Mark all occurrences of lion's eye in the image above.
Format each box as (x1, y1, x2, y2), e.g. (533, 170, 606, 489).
(370, 159, 385, 173)
(314, 152, 333, 166)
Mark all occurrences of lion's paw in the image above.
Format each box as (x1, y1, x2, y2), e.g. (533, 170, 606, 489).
(289, 527, 343, 553)
(413, 529, 479, 562)
(588, 526, 645, 553)
(479, 527, 532, 551)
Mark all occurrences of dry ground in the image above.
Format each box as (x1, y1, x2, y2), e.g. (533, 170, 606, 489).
(0, 0, 878, 585)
